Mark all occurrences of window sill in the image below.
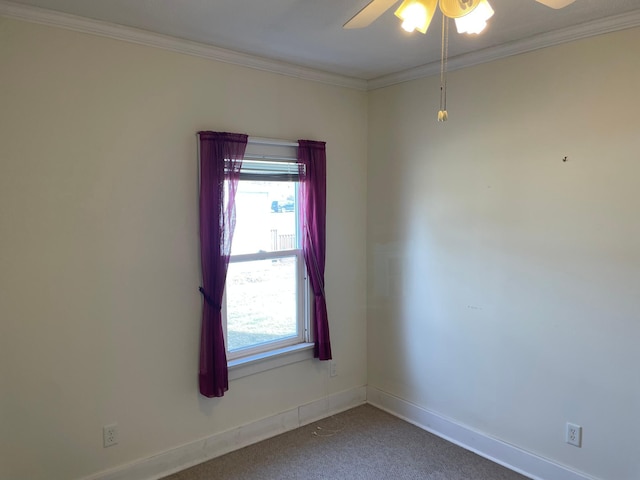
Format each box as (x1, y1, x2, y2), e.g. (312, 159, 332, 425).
(228, 343, 315, 381)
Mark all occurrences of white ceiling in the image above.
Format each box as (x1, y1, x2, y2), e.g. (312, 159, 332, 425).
(5, 0, 640, 80)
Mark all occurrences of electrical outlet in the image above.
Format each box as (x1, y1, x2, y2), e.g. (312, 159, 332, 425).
(329, 361, 337, 377)
(566, 423, 582, 447)
(103, 424, 119, 448)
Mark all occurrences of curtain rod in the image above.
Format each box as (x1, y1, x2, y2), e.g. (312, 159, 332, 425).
(196, 133, 298, 148)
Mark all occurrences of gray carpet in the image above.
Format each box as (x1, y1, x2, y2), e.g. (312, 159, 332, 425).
(163, 404, 530, 480)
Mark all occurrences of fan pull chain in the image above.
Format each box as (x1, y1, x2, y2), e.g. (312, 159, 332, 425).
(438, 14, 449, 122)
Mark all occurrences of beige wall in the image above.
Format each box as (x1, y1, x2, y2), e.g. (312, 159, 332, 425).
(368, 27, 640, 480)
(0, 18, 367, 480)
(3, 12, 640, 480)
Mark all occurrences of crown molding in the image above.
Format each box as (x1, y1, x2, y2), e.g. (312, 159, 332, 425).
(0, 0, 368, 91)
(2, 0, 639, 92)
(368, 8, 640, 90)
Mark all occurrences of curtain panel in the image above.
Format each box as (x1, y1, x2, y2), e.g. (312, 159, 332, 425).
(198, 131, 248, 398)
(298, 140, 332, 361)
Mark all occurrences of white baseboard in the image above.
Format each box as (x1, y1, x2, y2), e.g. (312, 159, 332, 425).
(366, 386, 600, 480)
(81, 386, 367, 480)
(80, 385, 598, 480)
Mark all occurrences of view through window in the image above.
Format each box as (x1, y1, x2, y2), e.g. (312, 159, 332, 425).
(224, 177, 308, 359)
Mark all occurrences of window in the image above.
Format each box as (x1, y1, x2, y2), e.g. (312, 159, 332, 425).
(198, 132, 330, 396)
(223, 144, 312, 365)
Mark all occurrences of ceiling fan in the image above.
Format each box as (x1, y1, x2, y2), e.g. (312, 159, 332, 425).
(344, 0, 577, 122)
(344, 0, 577, 35)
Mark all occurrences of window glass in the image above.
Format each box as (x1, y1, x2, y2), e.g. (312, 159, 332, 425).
(226, 256, 298, 352)
(224, 176, 307, 360)
(231, 181, 297, 255)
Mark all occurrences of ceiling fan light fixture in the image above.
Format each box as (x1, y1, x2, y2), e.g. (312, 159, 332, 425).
(454, 0, 494, 34)
(394, 0, 437, 34)
(535, 0, 576, 9)
(439, 0, 480, 19)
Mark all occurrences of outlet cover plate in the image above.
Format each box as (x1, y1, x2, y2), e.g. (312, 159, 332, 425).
(103, 424, 119, 447)
(566, 422, 582, 447)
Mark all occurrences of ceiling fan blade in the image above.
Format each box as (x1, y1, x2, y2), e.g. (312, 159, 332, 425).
(344, 0, 400, 29)
(535, 0, 576, 9)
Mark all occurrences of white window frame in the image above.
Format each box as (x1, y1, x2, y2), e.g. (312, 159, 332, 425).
(223, 137, 314, 379)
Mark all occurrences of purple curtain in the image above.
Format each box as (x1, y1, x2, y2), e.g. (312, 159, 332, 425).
(198, 131, 248, 398)
(298, 140, 332, 361)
